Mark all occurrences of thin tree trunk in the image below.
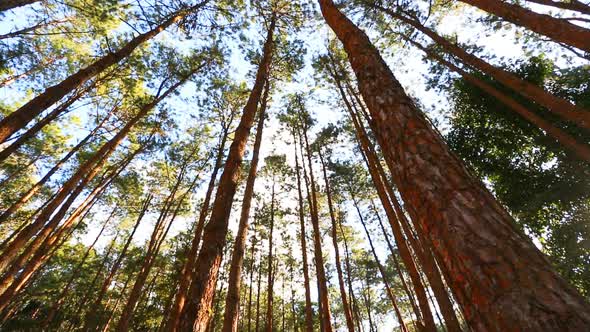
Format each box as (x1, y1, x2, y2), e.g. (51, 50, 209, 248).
(402, 35, 590, 162)
(319, 0, 590, 329)
(350, 192, 408, 332)
(298, 114, 334, 332)
(222, 79, 269, 332)
(293, 130, 314, 332)
(525, 0, 590, 15)
(0, 0, 209, 143)
(247, 224, 258, 332)
(0, 106, 112, 224)
(264, 181, 276, 332)
(318, 149, 355, 332)
(255, 250, 262, 332)
(374, 5, 590, 131)
(42, 205, 118, 327)
(177, 15, 277, 332)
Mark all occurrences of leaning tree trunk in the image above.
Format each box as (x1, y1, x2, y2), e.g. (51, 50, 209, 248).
(293, 131, 314, 332)
(525, 0, 590, 15)
(177, 15, 277, 332)
(319, 0, 590, 329)
(373, 5, 590, 133)
(221, 80, 269, 332)
(401, 35, 590, 162)
(318, 149, 355, 332)
(0, 0, 209, 143)
(458, 0, 590, 52)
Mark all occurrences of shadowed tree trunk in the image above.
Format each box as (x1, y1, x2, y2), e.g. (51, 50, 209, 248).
(264, 180, 276, 332)
(222, 80, 269, 332)
(177, 15, 277, 332)
(319, 0, 590, 329)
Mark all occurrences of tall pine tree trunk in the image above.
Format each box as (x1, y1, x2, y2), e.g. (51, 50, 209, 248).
(221, 80, 269, 332)
(318, 149, 355, 332)
(319, 0, 590, 329)
(264, 181, 276, 332)
(177, 15, 277, 332)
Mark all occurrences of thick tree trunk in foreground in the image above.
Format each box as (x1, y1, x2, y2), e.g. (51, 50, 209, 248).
(319, 0, 590, 329)
(221, 81, 268, 332)
(177, 15, 276, 332)
(459, 0, 590, 52)
(293, 131, 314, 332)
(0, 0, 40, 12)
(0, 0, 209, 143)
(374, 5, 590, 132)
(319, 150, 355, 332)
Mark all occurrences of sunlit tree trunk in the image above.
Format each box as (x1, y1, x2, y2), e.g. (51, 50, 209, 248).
(177, 15, 277, 332)
(222, 80, 269, 332)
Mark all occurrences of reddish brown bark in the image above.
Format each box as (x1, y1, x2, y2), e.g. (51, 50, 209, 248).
(319, 0, 590, 329)
(177, 15, 277, 332)
(525, 0, 590, 15)
(221, 81, 268, 332)
(165, 115, 233, 331)
(0, 0, 209, 143)
(298, 118, 334, 332)
(374, 5, 590, 132)
(318, 149, 355, 332)
(458, 0, 590, 52)
(330, 59, 436, 332)
(293, 130, 314, 332)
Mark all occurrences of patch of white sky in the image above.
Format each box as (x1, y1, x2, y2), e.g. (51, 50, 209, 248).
(1, 1, 584, 328)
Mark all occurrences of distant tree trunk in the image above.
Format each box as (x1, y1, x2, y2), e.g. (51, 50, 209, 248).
(318, 149, 355, 332)
(0, 0, 40, 12)
(373, 4, 590, 131)
(0, 0, 209, 143)
(82, 195, 152, 331)
(222, 80, 269, 332)
(166, 113, 233, 331)
(319, 0, 590, 329)
(264, 181, 276, 332)
(42, 206, 118, 327)
(177, 15, 277, 332)
(338, 218, 363, 332)
(458, 0, 590, 52)
(362, 273, 376, 332)
(350, 191, 408, 332)
(401, 35, 590, 162)
(255, 251, 263, 332)
(293, 131, 314, 332)
(247, 226, 258, 332)
(298, 115, 334, 332)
